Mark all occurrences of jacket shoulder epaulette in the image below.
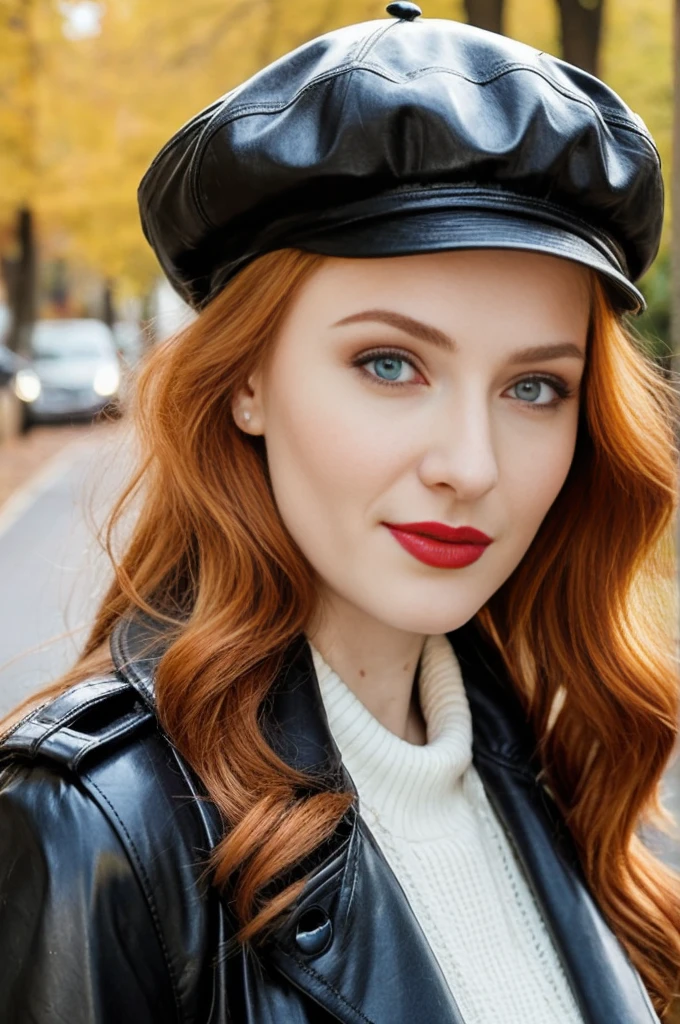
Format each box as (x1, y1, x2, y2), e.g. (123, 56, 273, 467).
(0, 675, 156, 772)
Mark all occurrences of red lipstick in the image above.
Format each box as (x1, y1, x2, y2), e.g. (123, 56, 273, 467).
(382, 521, 493, 569)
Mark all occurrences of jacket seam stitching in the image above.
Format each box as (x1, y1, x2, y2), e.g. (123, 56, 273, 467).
(0, 677, 124, 750)
(289, 955, 376, 1024)
(0, 702, 54, 746)
(33, 683, 127, 730)
(70, 711, 152, 769)
(82, 772, 185, 1023)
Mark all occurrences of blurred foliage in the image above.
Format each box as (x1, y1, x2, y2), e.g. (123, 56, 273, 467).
(634, 251, 673, 364)
(0, 3, 60, 223)
(0, 0, 673, 315)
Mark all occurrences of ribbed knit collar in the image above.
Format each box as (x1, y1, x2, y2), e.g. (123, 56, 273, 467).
(308, 633, 474, 840)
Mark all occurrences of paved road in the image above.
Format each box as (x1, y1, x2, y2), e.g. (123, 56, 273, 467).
(0, 427, 677, 869)
(0, 426, 130, 714)
(655, 770, 680, 871)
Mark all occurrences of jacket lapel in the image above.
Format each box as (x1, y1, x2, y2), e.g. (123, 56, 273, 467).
(258, 631, 467, 1023)
(110, 612, 659, 1024)
(451, 620, 659, 1024)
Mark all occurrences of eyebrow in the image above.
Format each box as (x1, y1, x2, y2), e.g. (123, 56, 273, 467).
(331, 309, 586, 364)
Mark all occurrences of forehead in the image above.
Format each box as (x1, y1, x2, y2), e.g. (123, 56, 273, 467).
(285, 249, 592, 340)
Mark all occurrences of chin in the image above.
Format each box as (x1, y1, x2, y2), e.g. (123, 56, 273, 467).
(366, 591, 485, 638)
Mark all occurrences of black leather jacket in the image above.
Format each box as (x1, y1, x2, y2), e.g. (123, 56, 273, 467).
(0, 611, 660, 1023)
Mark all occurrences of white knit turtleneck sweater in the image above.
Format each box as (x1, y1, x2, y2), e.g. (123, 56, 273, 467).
(307, 632, 585, 1024)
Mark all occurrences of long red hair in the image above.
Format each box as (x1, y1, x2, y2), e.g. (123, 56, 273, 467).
(3, 248, 680, 1017)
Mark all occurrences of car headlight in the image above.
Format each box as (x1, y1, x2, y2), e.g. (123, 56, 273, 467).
(14, 368, 42, 403)
(93, 364, 120, 397)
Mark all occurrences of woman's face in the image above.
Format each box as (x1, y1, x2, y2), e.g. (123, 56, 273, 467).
(236, 249, 590, 636)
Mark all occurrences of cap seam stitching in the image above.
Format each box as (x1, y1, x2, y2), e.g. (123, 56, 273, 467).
(137, 97, 226, 195)
(190, 62, 365, 225)
(353, 59, 660, 161)
(193, 57, 652, 151)
(374, 57, 659, 155)
(187, 55, 640, 125)
(140, 23, 386, 197)
(189, 19, 398, 225)
(190, 60, 658, 229)
(353, 18, 397, 62)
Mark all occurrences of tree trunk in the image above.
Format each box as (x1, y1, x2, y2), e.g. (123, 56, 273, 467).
(4, 206, 37, 355)
(463, 0, 503, 35)
(102, 279, 116, 328)
(555, 0, 604, 76)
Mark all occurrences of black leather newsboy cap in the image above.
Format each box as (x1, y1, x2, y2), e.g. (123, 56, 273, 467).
(138, 2, 664, 315)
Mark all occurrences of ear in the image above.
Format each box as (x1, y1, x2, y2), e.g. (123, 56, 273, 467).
(231, 371, 264, 435)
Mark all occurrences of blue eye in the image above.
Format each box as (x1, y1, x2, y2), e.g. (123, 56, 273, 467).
(353, 348, 575, 410)
(373, 356, 405, 381)
(354, 349, 419, 386)
(508, 377, 573, 409)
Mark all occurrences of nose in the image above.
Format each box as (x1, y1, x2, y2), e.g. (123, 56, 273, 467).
(417, 390, 500, 499)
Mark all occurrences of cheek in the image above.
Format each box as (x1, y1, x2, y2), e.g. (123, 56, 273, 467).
(262, 369, 404, 537)
(502, 415, 578, 533)
(266, 356, 413, 491)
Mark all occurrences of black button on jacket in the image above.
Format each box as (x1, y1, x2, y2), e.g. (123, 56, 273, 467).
(0, 611, 660, 1023)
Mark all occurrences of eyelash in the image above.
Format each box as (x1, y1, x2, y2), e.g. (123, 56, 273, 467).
(352, 347, 576, 412)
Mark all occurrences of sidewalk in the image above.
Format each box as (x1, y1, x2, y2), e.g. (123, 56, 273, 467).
(0, 421, 117, 512)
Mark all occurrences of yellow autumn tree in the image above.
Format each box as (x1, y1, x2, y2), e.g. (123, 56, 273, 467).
(0, 0, 672, 304)
(0, 3, 35, 231)
(30, 0, 470, 298)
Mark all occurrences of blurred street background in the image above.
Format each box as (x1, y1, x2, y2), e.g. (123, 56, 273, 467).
(0, 0, 678, 873)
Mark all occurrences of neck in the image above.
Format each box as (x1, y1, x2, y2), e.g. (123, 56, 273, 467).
(306, 590, 428, 743)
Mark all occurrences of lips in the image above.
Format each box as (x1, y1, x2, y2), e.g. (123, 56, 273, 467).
(384, 521, 493, 544)
(382, 521, 493, 569)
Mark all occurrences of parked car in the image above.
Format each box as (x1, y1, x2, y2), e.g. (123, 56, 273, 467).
(19, 319, 121, 426)
(0, 343, 26, 441)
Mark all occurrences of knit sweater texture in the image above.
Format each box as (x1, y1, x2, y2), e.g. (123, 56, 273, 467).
(307, 631, 585, 1024)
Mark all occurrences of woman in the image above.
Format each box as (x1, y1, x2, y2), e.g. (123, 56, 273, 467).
(1, 5, 679, 1023)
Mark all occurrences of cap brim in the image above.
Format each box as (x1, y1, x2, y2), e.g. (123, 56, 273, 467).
(290, 207, 645, 315)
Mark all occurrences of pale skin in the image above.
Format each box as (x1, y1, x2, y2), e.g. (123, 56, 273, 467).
(232, 249, 591, 746)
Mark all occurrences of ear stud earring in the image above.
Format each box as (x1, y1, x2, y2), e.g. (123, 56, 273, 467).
(242, 410, 252, 423)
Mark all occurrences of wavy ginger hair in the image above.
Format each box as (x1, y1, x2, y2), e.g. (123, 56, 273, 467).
(3, 247, 680, 1018)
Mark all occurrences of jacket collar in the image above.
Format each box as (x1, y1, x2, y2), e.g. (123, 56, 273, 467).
(109, 607, 539, 780)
